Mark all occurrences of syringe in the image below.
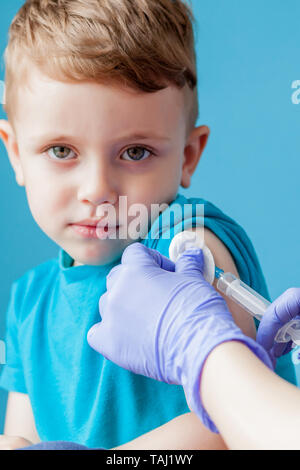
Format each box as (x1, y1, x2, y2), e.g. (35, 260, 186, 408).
(215, 268, 300, 346)
(215, 268, 269, 322)
(169, 231, 300, 347)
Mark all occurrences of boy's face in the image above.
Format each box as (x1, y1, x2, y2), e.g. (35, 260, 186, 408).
(0, 66, 209, 266)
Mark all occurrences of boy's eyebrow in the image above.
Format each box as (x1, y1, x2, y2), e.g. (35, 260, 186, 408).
(32, 132, 171, 144)
(116, 133, 171, 142)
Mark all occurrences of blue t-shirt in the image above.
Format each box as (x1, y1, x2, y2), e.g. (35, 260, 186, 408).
(0, 194, 295, 447)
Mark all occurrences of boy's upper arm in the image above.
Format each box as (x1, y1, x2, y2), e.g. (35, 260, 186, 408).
(189, 227, 256, 339)
(4, 391, 40, 444)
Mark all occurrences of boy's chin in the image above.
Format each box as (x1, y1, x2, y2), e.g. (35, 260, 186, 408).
(69, 239, 136, 267)
(73, 250, 122, 267)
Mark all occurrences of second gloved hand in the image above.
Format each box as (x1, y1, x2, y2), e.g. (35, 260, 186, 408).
(257, 288, 300, 362)
(87, 243, 272, 433)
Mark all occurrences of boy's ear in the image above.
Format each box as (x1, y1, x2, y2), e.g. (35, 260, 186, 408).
(0, 119, 25, 186)
(181, 125, 210, 189)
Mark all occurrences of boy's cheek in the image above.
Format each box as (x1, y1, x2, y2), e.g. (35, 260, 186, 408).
(24, 183, 65, 234)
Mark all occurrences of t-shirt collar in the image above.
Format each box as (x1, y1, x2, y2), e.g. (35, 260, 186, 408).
(58, 248, 120, 283)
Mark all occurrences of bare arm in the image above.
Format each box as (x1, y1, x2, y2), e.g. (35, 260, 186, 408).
(1, 391, 40, 448)
(201, 341, 300, 449)
(113, 412, 227, 450)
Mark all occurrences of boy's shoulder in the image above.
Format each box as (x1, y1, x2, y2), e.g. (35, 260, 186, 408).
(11, 255, 59, 298)
(5, 255, 60, 324)
(17, 255, 58, 282)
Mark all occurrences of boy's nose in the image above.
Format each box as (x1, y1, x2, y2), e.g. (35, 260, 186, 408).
(77, 160, 118, 207)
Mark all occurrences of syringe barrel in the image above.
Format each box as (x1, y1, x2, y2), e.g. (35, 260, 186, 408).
(217, 272, 271, 321)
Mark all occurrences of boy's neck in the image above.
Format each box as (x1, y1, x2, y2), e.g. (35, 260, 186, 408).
(73, 260, 83, 267)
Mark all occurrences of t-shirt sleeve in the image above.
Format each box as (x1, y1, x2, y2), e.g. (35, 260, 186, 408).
(0, 282, 27, 394)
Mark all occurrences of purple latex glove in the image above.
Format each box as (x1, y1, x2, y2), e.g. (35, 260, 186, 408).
(87, 243, 273, 433)
(257, 288, 300, 363)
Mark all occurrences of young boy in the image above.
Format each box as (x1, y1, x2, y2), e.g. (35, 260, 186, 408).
(0, 0, 276, 450)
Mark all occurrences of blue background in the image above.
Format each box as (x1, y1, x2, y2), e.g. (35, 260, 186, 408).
(0, 0, 299, 433)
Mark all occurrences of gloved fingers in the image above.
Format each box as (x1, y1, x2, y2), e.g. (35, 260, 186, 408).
(175, 248, 205, 276)
(267, 347, 277, 369)
(147, 248, 175, 271)
(257, 288, 300, 350)
(87, 322, 104, 353)
(268, 341, 294, 371)
(258, 323, 298, 354)
(106, 265, 122, 290)
(271, 288, 300, 324)
(272, 341, 291, 358)
(87, 321, 114, 360)
(98, 292, 108, 320)
(256, 317, 278, 350)
(121, 242, 175, 271)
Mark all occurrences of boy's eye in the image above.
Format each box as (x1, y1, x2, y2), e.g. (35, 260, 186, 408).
(44, 145, 153, 162)
(121, 147, 152, 161)
(46, 146, 76, 161)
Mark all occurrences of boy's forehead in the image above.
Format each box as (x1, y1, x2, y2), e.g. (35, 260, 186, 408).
(15, 66, 187, 143)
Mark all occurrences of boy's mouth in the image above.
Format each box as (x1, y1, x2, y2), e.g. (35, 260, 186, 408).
(70, 219, 120, 239)
(72, 219, 120, 229)
(72, 218, 117, 228)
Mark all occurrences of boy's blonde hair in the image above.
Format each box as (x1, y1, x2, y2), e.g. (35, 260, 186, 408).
(3, 0, 198, 136)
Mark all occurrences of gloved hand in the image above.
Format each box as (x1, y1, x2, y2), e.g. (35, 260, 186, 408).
(87, 243, 273, 433)
(257, 288, 300, 363)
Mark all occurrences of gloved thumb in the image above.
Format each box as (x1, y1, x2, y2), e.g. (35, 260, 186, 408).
(175, 248, 205, 276)
(122, 242, 175, 271)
